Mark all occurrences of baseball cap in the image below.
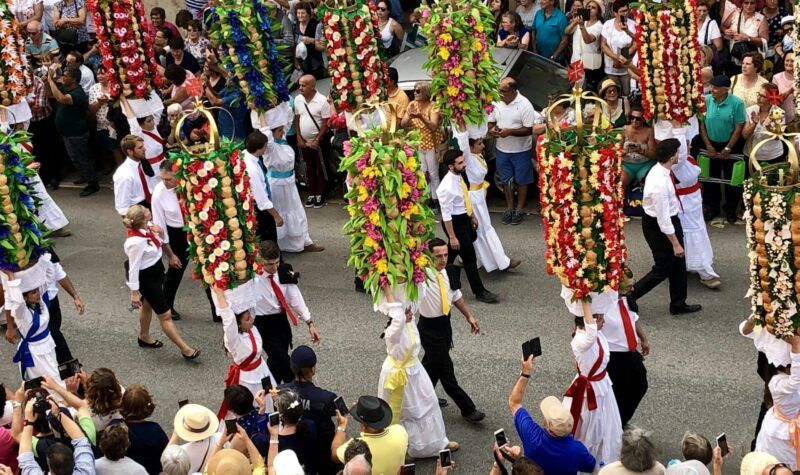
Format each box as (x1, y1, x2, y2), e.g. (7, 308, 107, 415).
(539, 396, 573, 437)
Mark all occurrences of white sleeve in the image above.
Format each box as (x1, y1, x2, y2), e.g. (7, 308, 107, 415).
(150, 194, 169, 244)
(113, 174, 134, 216)
(218, 305, 240, 354)
(125, 239, 147, 291)
(246, 161, 273, 211)
(320, 98, 331, 120)
(709, 20, 722, 41)
(1, 276, 23, 314)
(654, 183, 676, 235)
(572, 322, 599, 354)
(285, 284, 311, 322)
(127, 117, 143, 136)
(521, 103, 537, 128)
(772, 352, 800, 396)
(52, 262, 67, 282)
(381, 302, 405, 345)
(437, 186, 455, 221)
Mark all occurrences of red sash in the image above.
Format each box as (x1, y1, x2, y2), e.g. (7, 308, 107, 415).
(564, 340, 607, 435)
(126, 228, 161, 249)
(269, 274, 298, 326)
(217, 330, 262, 419)
(140, 130, 165, 164)
(618, 299, 638, 352)
(675, 182, 701, 196)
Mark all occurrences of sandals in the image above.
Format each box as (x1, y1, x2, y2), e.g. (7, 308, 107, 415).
(137, 338, 164, 348)
(182, 349, 201, 360)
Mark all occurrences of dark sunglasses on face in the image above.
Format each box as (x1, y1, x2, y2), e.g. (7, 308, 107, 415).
(630, 115, 643, 121)
(378, 6, 387, 11)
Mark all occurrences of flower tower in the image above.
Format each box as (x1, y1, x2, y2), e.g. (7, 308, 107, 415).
(209, 0, 290, 113)
(0, 1, 30, 107)
(339, 103, 436, 304)
(87, 0, 163, 99)
(420, 0, 500, 130)
(537, 70, 627, 300)
(633, 0, 705, 122)
(743, 108, 800, 337)
(0, 129, 51, 271)
(170, 81, 262, 289)
(318, 0, 388, 113)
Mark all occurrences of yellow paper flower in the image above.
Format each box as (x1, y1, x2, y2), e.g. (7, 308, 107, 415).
(358, 185, 369, 202)
(400, 182, 412, 198)
(447, 86, 459, 97)
(375, 259, 389, 274)
(369, 212, 380, 226)
(402, 204, 419, 219)
(407, 237, 417, 249)
(406, 156, 418, 170)
(364, 236, 379, 249)
(415, 255, 429, 267)
(472, 40, 483, 52)
(451, 65, 464, 77)
(438, 47, 450, 60)
(440, 33, 452, 43)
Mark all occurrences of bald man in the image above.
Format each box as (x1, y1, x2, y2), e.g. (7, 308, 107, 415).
(293, 75, 331, 209)
(24, 21, 60, 65)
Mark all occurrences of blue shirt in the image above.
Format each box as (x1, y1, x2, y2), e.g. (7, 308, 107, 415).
(514, 407, 596, 475)
(703, 93, 746, 143)
(532, 8, 568, 60)
(218, 85, 247, 142)
(19, 437, 95, 475)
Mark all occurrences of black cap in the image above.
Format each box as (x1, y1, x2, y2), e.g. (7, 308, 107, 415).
(709, 75, 731, 88)
(290, 345, 317, 369)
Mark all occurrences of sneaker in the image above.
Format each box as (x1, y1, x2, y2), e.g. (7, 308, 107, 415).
(447, 441, 460, 452)
(79, 183, 100, 197)
(462, 409, 485, 423)
(700, 277, 722, 289)
(501, 209, 513, 225)
(313, 195, 325, 208)
(510, 209, 524, 225)
(304, 196, 315, 208)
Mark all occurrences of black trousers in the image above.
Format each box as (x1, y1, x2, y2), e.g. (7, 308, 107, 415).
(254, 312, 294, 384)
(46, 296, 73, 364)
(29, 116, 62, 185)
(418, 315, 476, 416)
(631, 215, 687, 308)
(257, 209, 278, 244)
(444, 214, 486, 295)
(162, 226, 219, 319)
(690, 136, 743, 218)
(606, 351, 648, 427)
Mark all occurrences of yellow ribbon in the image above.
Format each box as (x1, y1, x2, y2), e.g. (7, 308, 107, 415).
(437, 272, 451, 316)
(460, 177, 473, 217)
(544, 86, 609, 142)
(383, 322, 418, 425)
(469, 181, 490, 195)
(748, 114, 800, 187)
(346, 101, 398, 136)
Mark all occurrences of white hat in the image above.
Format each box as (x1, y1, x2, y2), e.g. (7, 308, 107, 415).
(15, 254, 53, 293)
(781, 15, 794, 26)
(173, 404, 219, 442)
(265, 105, 290, 131)
(560, 286, 617, 317)
(273, 450, 304, 475)
(665, 460, 711, 475)
(466, 122, 488, 140)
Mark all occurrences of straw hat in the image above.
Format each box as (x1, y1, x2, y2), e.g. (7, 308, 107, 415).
(598, 78, 619, 98)
(173, 404, 219, 442)
(206, 449, 252, 475)
(739, 452, 780, 475)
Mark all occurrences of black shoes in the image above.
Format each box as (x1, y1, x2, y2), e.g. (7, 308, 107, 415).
(670, 304, 702, 315)
(438, 398, 448, 408)
(462, 410, 486, 423)
(79, 183, 100, 197)
(475, 291, 498, 303)
(171, 310, 181, 321)
(137, 338, 163, 348)
(182, 349, 201, 360)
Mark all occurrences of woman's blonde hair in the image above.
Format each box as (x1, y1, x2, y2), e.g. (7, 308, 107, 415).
(414, 82, 431, 101)
(123, 205, 148, 230)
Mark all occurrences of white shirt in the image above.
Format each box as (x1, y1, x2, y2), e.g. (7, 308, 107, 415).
(11, 0, 42, 22)
(436, 171, 469, 221)
(112, 159, 148, 216)
(294, 91, 330, 141)
(243, 151, 273, 211)
(124, 229, 163, 290)
(488, 92, 539, 153)
(418, 267, 462, 318)
(128, 118, 165, 191)
(253, 272, 311, 321)
(601, 18, 636, 75)
(46, 259, 66, 300)
(516, 4, 540, 27)
(77, 64, 95, 94)
(602, 297, 640, 353)
(182, 433, 223, 474)
(95, 456, 148, 475)
(698, 16, 722, 46)
(571, 20, 603, 68)
(642, 162, 681, 234)
(151, 182, 184, 243)
(218, 306, 270, 384)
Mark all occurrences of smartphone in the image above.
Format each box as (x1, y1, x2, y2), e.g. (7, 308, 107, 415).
(58, 358, 81, 380)
(334, 396, 348, 415)
(522, 337, 542, 360)
(24, 377, 43, 391)
(178, 399, 189, 408)
(261, 376, 273, 392)
(494, 428, 507, 447)
(439, 449, 452, 468)
(401, 463, 416, 475)
(268, 411, 280, 427)
(225, 419, 237, 434)
(716, 433, 729, 457)
(579, 7, 590, 20)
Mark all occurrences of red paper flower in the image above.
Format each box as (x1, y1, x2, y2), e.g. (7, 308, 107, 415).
(185, 76, 204, 97)
(568, 60, 585, 84)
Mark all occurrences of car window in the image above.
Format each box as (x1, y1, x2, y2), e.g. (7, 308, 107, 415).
(507, 52, 568, 110)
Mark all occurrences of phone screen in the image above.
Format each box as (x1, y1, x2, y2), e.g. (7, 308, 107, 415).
(716, 433, 729, 457)
(269, 412, 280, 427)
(261, 376, 273, 392)
(24, 377, 43, 391)
(579, 8, 590, 20)
(225, 419, 237, 434)
(494, 429, 507, 447)
(58, 359, 80, 380)
(439, 449, 451, 468)
(178, 399, 189, 408)
(334, 396, 348, 415)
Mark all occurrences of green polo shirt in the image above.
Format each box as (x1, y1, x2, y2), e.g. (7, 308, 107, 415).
(703, 93, 745, 143)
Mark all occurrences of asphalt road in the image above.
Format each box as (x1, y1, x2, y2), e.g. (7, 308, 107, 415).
(0, 187, 759, 474)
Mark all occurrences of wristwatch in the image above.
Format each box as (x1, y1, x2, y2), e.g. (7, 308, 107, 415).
(723, 146, 731, 152)
(520, 373, 531, 379)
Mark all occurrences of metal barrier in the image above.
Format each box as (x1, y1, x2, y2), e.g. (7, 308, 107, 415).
(695, 150, 747, 186)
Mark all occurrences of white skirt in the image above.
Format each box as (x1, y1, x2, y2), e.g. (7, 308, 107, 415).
(20, 338, 63, 388)
(378, 361, 449, 458)
(755, 408, 796, 469)
(30, 175, 68, 231)
(470, 189, 510, 273)
(678, 195, 718, 279)
(562, 378, 622, 472)
(269, 177, 312, 253)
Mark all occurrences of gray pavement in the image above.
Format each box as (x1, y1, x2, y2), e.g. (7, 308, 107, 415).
(0, 188, 759, 474)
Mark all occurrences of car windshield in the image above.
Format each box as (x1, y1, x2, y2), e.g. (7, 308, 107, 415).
(507, 54, 568, 110)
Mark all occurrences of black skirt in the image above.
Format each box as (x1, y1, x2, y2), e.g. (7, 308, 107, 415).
(136, 260, 170, 315)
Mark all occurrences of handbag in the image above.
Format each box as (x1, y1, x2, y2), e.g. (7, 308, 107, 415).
(704, 18, 728, 70)
(730, 12, 756, 61)
(623, 184, 644, 217)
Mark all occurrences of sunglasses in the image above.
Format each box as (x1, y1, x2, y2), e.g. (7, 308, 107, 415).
(768, 464, 791, 475)
(499, 88, 512, 93)
(630, 115, 643, 120)
(377, 6, 388, 11)
(414, 88, 423, 93)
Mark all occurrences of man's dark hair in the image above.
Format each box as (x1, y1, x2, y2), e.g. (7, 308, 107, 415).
(259, 240, 281, 260)
(176, 10, 194, 28)
(612, 0, 629, 12)
(343, 438, 372, 464)
(290, 364, 314, 380)
(442, 149, 462, 167)
(512, 457, 544, 475)
(99, 424, 130, 461)
(150, 7, 166, 18)
(158, 27, 174, 40)
(246, 130, 268, 154)
(64, 67, 81, 84)
(47, 442, 75, 475)
(468, 137, 483, 149)
(388, 67, 399, 85)
(67, 50, 84, 64)
(655, 138, 680, 163)
(164, 65, 186, 85)
(429, 237, 447, 249)
(224, 385, 254, 416)
(160, 160, 174, 172)
(168, 36, 185, 51)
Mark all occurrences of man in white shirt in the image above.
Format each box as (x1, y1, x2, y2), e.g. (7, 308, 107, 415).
(253, 240, 321, 383)
(65, 50, 95, 94)
(113, 135, 153, 216)
(488, 78, 539, 225)
(243, 131, 283, 243)
(436, 150, 498, 304)
(418, 237, 485, 423)
(294, 75, 331, 209)
(628, 138, 701, 315)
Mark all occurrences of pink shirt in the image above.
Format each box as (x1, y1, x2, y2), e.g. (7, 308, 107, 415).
(0, 427, 19, 474)
(772, 71, 795, 123)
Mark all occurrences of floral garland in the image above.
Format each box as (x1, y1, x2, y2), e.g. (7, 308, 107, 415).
(209, 0, 289, 112)
(421, 0, 500, 129)
(170, 140, 262, 289)
(87, 0, 163, 99)
(743, 175, 800, 338)
(537, 100, 627, 298)
(634, 0, 705, 122)
(319, 1, 388, 113)
(339, 126, 436, 303)
(0, 131, 50, 271)
(0, 1, 30, 106)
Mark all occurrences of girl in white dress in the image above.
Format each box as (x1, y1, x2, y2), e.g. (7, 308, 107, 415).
(756, 335, 800, 469)
(453, 126, 520, 273)
(562, 300, 622, 470)
(376, 287, 456, 458)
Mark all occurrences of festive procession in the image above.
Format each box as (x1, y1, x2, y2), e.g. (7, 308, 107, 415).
(0, 0, 798, 472)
